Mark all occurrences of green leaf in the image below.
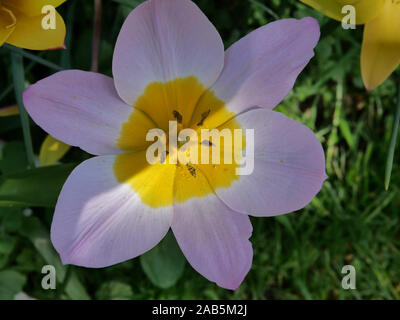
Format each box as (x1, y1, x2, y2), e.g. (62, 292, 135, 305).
(20, 217, 66, 280)
(15, 248, 43, 272)
(0, 141, 29, 174)
(0, 207, 23, 232)
(65, 272, 91, 300)
(339, 119, 354, 149)
(0, 163, 76, 207)
(20, 216, 90, 300)
(96, 281, 133, 300)
(140, 231, 186, 289)
(0, 235, 17, 269)
(0, 270, 26, 299)
(384, 84, 400, 190)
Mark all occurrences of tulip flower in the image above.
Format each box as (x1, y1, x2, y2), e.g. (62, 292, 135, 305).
(0, 0, 66, 50)
(23, 0, 326, 289)
(300, 0, 400, 90)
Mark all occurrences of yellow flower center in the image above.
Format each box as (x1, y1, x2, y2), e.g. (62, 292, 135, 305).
(114, 76, 243, 208)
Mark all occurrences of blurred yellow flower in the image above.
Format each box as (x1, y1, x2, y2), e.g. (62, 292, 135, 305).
(39, 134, 71, 166)
(0, 104, 19, 116)
(0, 0, 66, 50)
(300, 0, 400, 90)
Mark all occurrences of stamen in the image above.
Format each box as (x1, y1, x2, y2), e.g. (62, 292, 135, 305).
(186, 164, 197, 178)
(0, 6, 17, 29)
(200, 140, 215, 147)
(160, 150, 169, 164)
(173, 110, 183, 124)
(196, 109, 211, 126)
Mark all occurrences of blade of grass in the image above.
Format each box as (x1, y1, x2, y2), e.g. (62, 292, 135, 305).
(0, 56, 43, 103)
(10, 53, 35, 168)
(326, 76, 344, 175)
(91, 0, 103, 72)
(248, 0, 279, 20)
(5, 44, 63, 71)
(384, 83, 400, 190)
(60, 0, 77, 69)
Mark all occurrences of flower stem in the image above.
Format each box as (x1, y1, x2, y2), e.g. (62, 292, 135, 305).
(384, 83, 400, 190)
(60, 0, 77, 69)
(91, 0, 103, 72)
(0, 55, 46, 103)
(10, 53, 35, 168)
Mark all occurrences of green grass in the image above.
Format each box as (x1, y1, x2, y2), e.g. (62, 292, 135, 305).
(0, 0, 399, 300)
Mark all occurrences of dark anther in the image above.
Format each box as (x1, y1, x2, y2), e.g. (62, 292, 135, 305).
(200, 140, 215, 147)
(186, 164, 197, 178)
(197, 109, 211, 126)
(160, 150, 168, 164)
(173, 110, 183, 124)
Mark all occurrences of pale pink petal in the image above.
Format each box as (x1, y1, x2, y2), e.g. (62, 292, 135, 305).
(51, 155, 173, 267)
(211, 17, 320, 113)
(208, 108, 327, 217)
(23, 70, 133, 155)
(172, 170, 253, 290)
(112, 0, 224, 106)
